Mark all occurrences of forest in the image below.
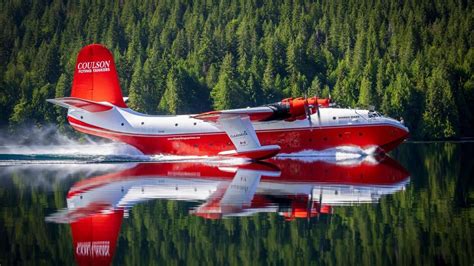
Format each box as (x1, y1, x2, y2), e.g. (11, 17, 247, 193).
(0, 0, 473, 139)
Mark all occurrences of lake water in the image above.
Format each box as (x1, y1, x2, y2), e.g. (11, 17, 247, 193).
(0, 142, 472, 265)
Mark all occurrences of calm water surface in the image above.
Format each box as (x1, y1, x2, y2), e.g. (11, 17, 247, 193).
(0, 142, 472, 265)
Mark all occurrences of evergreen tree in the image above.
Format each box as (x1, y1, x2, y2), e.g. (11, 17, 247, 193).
(159, 67, 183, 114)
(128, 59, 146, 113)
(308, 76, 322, 97)
(54, 74, 69, 127)
(9, 97, 30, 126)
(422, 67, 459, 138)
(211, 53, 242, 109)
(262, 60, 279, 102)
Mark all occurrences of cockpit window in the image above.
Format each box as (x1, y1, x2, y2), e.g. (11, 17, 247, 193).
(368, 111, 381, 118)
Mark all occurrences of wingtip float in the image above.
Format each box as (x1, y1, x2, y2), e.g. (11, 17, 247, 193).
(48, 44, 409, 160)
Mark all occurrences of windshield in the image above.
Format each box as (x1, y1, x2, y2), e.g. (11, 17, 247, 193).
(368, 111, 382, 118)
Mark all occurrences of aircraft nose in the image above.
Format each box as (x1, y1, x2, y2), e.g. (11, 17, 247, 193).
(395, 124, 410, 142)
(380, 123, 409, 152)
(400, 123, 410, 138)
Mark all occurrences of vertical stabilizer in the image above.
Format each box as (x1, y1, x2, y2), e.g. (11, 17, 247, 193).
(72, 44, 127, 108)
(71, 210, 123, 265)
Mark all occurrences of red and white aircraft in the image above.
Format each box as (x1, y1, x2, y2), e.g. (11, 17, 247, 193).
(47, 157, 410, 224)
(48, 44, 409, 160)
(46, 157, 409, 265)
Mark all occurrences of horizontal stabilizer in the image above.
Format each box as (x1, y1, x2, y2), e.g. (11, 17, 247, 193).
(47, 97, 113, 112)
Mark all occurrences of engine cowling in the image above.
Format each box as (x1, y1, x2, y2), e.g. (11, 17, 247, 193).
(316, 98, 330, 107)
(265, 97, 330, 121)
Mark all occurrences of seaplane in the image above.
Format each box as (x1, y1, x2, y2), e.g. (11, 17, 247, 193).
(48, 44, 409, 160)
(46, 157, 410, 265)
(47, 157, 410, 222)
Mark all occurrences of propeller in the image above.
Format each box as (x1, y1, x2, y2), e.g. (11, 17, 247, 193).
(328, 93, 335, 107)
(304, 93, 313, 128)
(317, 187, 323, 214)
(314, 95, 321, 127)
(307, 186, 315, 222)
(305, 92, 323, 129)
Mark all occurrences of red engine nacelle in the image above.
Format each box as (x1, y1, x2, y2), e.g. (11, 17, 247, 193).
(317, 98, 330, 107)
(281, 97, 330, 121)
(280, 195, 332, 221)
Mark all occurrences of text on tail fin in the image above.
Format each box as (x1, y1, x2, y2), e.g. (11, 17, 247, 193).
(72, 44, 127, 108)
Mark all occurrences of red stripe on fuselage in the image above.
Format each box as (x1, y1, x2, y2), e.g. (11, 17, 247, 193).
(67, 157, 409, 199)
(68, 116, 106, 130)
(67, 116, 408, 155)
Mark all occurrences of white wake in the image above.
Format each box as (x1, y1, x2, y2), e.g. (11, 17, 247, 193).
(275, 146, 380, 164)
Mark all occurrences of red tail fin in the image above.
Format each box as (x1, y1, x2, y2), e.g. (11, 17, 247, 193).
(71, 210, 123, 266)
(72, 44, 127, 108)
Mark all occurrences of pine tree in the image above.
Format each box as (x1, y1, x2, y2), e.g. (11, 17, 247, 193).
(159, 66, 185, 114)
(308, 76, 322, 97)
(171, 30, 187, 59)
(211, 53, 242, 109)
(128, 59, 146, 113)
(422, 67, 459, 138)
(358, 77, 373, 107)
(54, 74, 69, 126)
(9, 97, 30, 126)
(262, 60, 280, 102)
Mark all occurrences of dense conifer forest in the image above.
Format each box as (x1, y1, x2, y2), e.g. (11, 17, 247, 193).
(0, 0, 473, 139)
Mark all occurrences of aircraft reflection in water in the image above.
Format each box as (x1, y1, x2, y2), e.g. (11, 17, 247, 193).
(46, 156, 410, 265)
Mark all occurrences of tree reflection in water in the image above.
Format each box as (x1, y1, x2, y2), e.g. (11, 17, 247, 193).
(0, 143, 472, 265)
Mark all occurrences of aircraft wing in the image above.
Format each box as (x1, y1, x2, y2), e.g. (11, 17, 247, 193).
(47, 97, 113, 112)
(193, 96, 330, 123)
(192, 106, 275, 122)
(192, 163, 280, 219)
(194, 111, 280, 160)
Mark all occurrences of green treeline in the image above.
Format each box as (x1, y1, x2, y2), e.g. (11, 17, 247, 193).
(0, 0, 473, 139)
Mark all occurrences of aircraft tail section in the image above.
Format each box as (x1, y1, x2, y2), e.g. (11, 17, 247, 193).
(70, 44, 127, 108)
(71, 210, 123, 266)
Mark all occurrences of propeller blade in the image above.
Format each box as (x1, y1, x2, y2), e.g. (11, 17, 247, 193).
(314, 95, 321, 126)
(317, 188, 323, 213)
(307, 186, 315, 221)
(303, 95, 312, 128)
(315, 95, 321, 126)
